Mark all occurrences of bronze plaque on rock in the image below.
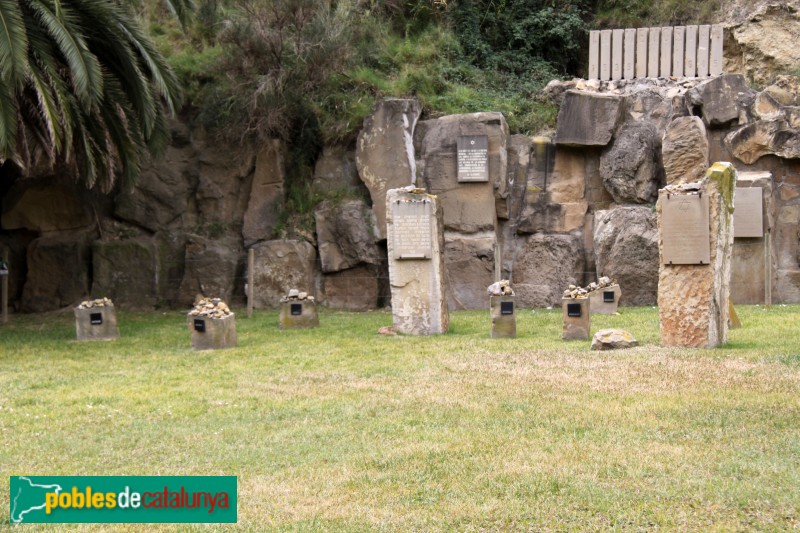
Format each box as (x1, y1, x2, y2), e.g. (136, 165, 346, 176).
(457, 135, 489, 182)
(733, 187, 763, 238)
(662, 193, 711, 265)
(393, 199, 433, 260)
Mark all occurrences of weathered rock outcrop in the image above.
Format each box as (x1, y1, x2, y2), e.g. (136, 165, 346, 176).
(314, 199, 380, 273)
(685, 74, 753, 128)
(250, 240, 318, 309)
(322, 264, 380, 311)
(593, 207, 659, 306)
(724, 119, 800, 164)
(22, 236, 89, 312)
(662, 116, 709, 185)
(554, 91, 623, 146)
(242, 140, 285, 246)
(2, 178, 93, 232)
(178, 235, 242, 305)
(600, 121, 662, 203)
(92, 238, 158, 308)
(511, 233, 584, 308)
(356, 99, 421, 239)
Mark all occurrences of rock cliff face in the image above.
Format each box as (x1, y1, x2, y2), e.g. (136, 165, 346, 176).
(3, 1, 800, 312)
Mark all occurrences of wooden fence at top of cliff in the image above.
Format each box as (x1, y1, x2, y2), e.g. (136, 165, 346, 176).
(588, 25, 725, 81)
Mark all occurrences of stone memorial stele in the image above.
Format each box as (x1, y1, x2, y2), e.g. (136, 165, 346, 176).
(279, 291, 319, 329)
(74, 298, 119, 341)
(187, 297, 236, 350)
(488, 280, 516, 339)
(733, 187, 763, 238)
(657, 162, 736, 348)
(562, 297, 590, 341)
(386, 187, 449, 335)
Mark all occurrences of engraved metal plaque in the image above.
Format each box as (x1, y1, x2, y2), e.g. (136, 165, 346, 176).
(392, 199, 432, 260)
(733, 187, 763, 238)
(567, 303, 582, 317)
(500, 301, 514, 315)
(662, 193, 710, 265)
(194, 318, 206, 333)
(290, 303, 303, 316)
(457, 135, 489, 182)
(603, 291, 615, 303)
(90, 312, 103, 325)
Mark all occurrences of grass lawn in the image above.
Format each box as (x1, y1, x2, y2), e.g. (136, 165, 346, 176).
(1, 305, 799, 531)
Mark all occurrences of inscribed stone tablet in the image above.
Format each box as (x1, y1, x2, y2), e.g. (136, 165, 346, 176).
(457, 135, 489, 182)
(393, 199, 433, 260)
(662, 193, 711, 265)
(733, 187, 763, 238)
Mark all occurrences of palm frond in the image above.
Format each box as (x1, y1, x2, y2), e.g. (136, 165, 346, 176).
(0, 0, 28, 85)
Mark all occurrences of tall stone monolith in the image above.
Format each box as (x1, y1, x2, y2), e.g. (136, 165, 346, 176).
(386, 187, 449, 335)
(656, 162, 736, 348)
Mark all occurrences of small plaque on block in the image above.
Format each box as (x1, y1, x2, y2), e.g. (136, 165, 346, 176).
(733, 187, 763, 238)
(567, 303, 582, 317)
(603, 291, 615, 303)
(290, 303, 303, 316)
(500, 301, 514, 315)
(392, 200, 433, 260)
(90, 312, 103, 326)
(662, 193, 711, 265)
(194, 318, 206, 333)
(457, 135, 489, 182)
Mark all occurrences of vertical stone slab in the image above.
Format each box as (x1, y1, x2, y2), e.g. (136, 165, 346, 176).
(685, 25, 698, 77)
(562, 298, 590, 340)
(611, 29, 624, 81)
(600, 30, 612, 81)
(624, 29, 636, 80)
(672, 26, 685, 77)
(648, 28, 661, 78)
(589, 31, 600, 80)
(710, 24, 724, 76)
(386, 188, 449, 335)
(660, 27, 673, 77)
(636, 28, 649, 78)
(74, 306, 120, 341)
(490, 295, 516, 339)
(697, 25, 710, 77)
(657, 162, 737, 348)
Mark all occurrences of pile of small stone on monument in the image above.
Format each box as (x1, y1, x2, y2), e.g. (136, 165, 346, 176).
(189, 297, 233, 319)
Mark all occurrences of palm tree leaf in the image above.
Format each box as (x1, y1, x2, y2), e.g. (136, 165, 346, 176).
(0, 78, 19, 161)
(0, 0, 28, 85)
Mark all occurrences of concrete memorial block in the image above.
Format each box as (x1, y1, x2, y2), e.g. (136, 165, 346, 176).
(612, 29, 624, 81)
(457, 135, 489, 182)
(636, 28, 649, 78)
(386, 188, 449, 335)
(685, 25, 698, 77)
(588, 284, 621, 315)
(279, 300, 319, 329)
(697, 25, 710, 77)
(188, 297, 237, 350)
(660, 27, 673, 77)
(588, 31, 600, 79)
(600, 30, 612, 81)
(490, 296, 516, 339)
(74, 299, 119, 341)
(624, 29, 636, 79)
(733, 187, 763, 238)
(554, 91, 623, 147)
(672, 26, 685, 77)
(562, 297, 590, 341)
(648, 27, 660, 78)
(710, 24, 724, 76)
(657, 162, 737, 348)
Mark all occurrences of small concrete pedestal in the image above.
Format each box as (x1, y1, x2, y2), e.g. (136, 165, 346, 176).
(588, 284, 621, 314)
(74, 306, 120, 341)
(490, 296, 516, 338)
(562, 298, 590, 340)
(189, 314, 237, 350)
(279, 301, 319, 329)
